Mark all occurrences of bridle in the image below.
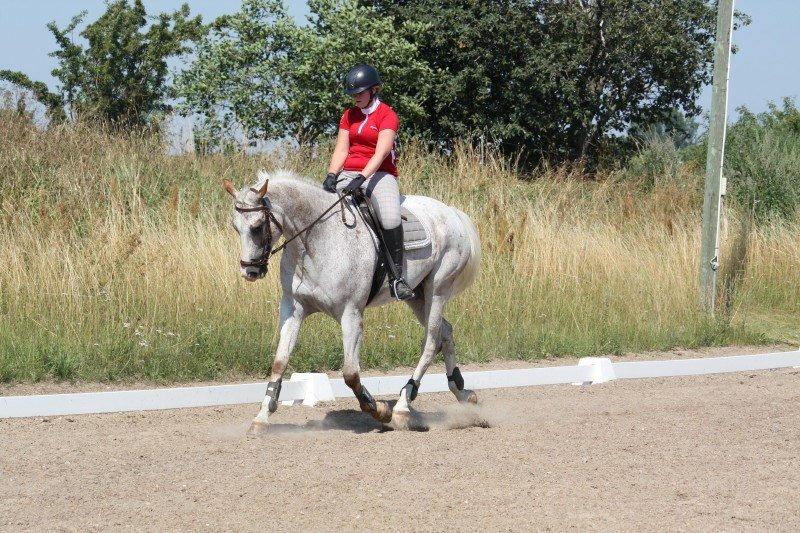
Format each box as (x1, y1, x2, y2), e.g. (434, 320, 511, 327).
(235, 189, 283, 269)
(234, 187, 352, 270)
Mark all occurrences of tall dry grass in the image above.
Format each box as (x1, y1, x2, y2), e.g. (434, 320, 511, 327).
(0, 116, 797, 382)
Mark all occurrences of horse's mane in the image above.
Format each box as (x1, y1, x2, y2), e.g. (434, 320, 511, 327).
(254, 169, 320, 191)
(244, 168, 330, 214)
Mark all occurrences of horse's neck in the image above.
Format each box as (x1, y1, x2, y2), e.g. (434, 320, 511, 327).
(269, 181, 329, 245)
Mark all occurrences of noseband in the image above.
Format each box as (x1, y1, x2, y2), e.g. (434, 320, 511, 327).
(235, 193, 283, 269)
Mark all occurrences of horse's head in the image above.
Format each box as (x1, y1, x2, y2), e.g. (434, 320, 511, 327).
(223, 178, 284, 282)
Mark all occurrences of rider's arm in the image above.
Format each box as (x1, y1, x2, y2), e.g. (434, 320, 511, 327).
(360, 129, 396, 178)
(327, 128, 350, 174)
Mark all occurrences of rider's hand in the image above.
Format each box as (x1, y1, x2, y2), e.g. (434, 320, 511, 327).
(322, 172, 338, 193)
(342, 174, 367, 195)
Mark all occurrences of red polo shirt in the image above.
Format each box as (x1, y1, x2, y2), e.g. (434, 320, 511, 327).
(339, 100, 399, 176)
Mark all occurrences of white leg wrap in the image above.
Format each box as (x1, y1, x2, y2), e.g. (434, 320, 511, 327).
(395, 387, 411, 413)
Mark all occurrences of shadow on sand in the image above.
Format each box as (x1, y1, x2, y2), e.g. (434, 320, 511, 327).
(260, 401, 491, 437)
(263, 409, 387, 436)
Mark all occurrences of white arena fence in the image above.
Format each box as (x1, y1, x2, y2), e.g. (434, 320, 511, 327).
(1, 350, 799, 419)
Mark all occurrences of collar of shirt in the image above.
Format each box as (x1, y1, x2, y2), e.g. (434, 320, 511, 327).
(356, 98, 381, 135)
(359, 97, 381, 116)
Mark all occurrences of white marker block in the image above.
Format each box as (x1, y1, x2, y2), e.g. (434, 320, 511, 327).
(281, 373, 335, 407)
(574, 357, 617, 385)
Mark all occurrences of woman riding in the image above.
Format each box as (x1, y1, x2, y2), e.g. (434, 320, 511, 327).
(323, 63, 415, 301)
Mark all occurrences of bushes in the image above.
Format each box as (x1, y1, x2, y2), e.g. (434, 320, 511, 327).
(684, 98, 800, 221)
(623, 137, 689, 191)
(724, 99, 800, 220)
(622, 99, 800, 223)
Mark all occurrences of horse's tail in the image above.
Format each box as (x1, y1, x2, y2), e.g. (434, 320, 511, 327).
(451, 209, 481, 298)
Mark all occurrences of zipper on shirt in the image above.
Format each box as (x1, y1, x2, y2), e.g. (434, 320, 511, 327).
(357, 115, 369, 135)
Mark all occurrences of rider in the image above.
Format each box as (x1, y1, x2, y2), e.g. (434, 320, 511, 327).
(323, 63, 415, 301)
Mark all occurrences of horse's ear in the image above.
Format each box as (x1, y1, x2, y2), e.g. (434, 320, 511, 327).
(256, 179, 269, 199)
(222, 179, 238, 198)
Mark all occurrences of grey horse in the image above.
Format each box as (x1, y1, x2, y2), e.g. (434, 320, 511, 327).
(223, 170, 480, 432)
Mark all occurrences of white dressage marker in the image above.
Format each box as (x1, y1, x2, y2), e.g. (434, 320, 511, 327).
(1, 350, 798, 419)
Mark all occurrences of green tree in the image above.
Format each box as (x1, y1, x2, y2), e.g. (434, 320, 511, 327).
(0, 71, 67, 123)
(0, 0, 203, 130)
(628, 108, 700, 150)
(176, 0, 432, 147)
(688, 98, 800, 221)
(363, 0, 748, 165)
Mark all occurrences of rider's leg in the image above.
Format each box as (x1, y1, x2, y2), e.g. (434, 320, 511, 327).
(364, 172, 415, 300)
(364, 171, 402, 229)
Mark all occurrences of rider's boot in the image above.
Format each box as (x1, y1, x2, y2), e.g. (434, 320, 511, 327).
(381, 224, 416, 301)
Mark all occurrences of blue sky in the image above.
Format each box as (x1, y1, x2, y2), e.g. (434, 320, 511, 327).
(1, 0, 798, 122)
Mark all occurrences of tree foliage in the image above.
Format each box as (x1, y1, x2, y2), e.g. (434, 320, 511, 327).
(363, 0, 748, 164)
(0, 70, 67, 123)
(5, 0, 752, 165)
(176, 0, 432, 147)
(687, 98, 800, 221)
(1, 0, 203, 130)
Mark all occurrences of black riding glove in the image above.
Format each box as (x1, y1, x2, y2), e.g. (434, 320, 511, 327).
(323, 172, 338, 193)
(342, 173, 367, 195)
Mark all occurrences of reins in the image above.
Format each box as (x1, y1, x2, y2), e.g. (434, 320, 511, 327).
(269, 192, 351, 256)
(235, 190, 352, 268)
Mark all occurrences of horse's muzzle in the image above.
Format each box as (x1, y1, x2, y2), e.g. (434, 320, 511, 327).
(242, 264, 267, 281)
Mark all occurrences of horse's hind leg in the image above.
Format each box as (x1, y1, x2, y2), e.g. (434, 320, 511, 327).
(440, 318, 477, 404)
(405, 298, 477, 407)
(340, 307, 392, 423)
(395, 293, 447, 415)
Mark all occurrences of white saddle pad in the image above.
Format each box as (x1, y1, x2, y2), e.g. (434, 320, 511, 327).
(400, 204, 431, 250)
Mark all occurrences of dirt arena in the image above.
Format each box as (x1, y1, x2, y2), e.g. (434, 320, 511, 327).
(2, 348, 800, 531)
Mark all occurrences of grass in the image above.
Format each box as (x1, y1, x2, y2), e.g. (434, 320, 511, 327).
(0, 115, 797, 383)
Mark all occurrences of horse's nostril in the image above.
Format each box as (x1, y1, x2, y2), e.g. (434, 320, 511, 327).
(243, 266, 263, 279)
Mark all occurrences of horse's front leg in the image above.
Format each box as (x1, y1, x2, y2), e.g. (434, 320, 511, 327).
(340, 307, 392, 423)
(248, 296, 307, 435)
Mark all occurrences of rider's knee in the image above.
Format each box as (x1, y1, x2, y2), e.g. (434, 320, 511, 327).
(378, 212, 401, 230)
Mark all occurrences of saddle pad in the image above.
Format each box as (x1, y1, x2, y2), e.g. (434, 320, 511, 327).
(400, 204, 431, 250)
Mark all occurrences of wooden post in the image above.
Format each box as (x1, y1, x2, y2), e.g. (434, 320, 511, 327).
(699, 0, 735, 313)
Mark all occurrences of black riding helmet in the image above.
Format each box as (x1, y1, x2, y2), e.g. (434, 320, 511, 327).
(344, 64, 381, 95)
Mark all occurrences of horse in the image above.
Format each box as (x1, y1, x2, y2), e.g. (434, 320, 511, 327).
(223, 170, 481, 432)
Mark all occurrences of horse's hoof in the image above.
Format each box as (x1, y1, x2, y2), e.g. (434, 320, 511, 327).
(372, 400, 393, 424)
(389, 409, 410, 430)
(457, 389, 478, 404)
(247, 420, 270, 436)
(389, 410, 429, 432)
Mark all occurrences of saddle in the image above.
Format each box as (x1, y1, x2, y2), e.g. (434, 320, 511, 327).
(350, 193, 431, 304)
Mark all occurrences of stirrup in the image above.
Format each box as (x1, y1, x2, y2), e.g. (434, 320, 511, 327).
(391, 278, 415, 301)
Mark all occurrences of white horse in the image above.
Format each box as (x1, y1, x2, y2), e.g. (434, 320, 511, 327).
(223, 170, 481, 432)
